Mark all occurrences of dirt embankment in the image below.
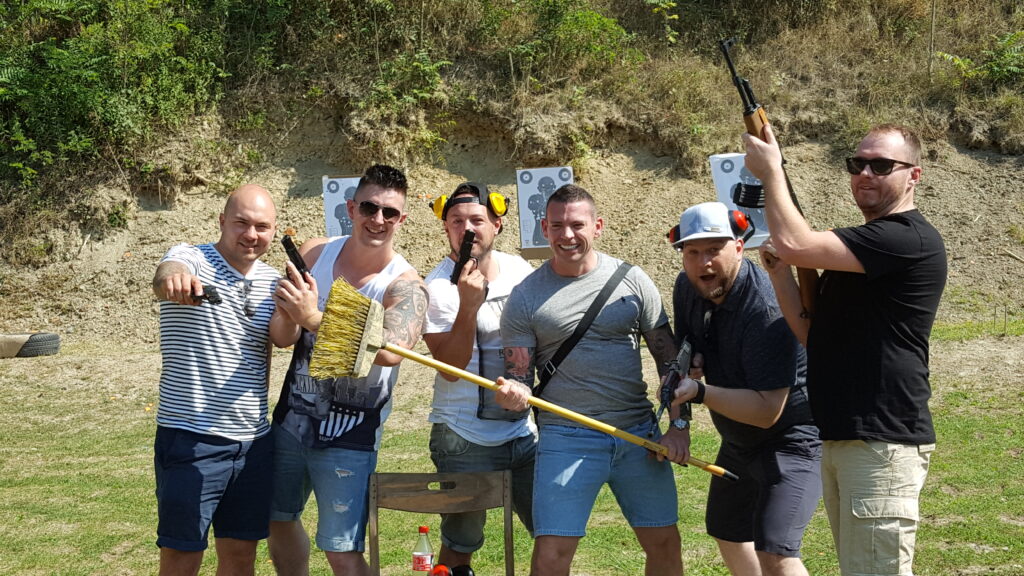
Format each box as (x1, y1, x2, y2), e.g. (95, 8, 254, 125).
(1, 113, 1022, 362)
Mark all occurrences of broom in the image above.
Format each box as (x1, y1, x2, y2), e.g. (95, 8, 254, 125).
(310, 277, 738, 482)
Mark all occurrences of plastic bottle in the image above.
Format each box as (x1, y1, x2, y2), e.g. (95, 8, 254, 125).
(412, 525, 434, 573)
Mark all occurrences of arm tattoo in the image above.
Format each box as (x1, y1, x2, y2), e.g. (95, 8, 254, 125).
(503, 347, 536, 386)
(643, 324, 677, 378)
(383, 277, 429, 348)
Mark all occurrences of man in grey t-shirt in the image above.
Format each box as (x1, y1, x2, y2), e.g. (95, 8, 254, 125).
(495, 184, 688, 576)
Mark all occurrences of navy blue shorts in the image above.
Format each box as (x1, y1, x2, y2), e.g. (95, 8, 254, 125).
(705, 435, 822, 557)
(154, 426, 273, 551)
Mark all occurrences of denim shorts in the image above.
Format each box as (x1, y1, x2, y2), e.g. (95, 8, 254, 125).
(429, 422, 537, 552)
(532, 422, 678, 537)
(154, 426, 273, 551)
(706, 436, 822, 557)
(270, 424, 378, 553)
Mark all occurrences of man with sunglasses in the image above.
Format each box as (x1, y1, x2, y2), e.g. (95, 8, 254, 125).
(668, 202, 820, 576)
(494, 184, 686, 576)
(421, 181, 537, 570)
(266, 164, 429, 576)
(152, 184, 281, 575)
(743, 125, 947, 576)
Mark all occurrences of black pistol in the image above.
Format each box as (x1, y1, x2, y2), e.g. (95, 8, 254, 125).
(281, 235, 309, 279)
(449, 229, 476, 284)
(191, 285, 222, 305)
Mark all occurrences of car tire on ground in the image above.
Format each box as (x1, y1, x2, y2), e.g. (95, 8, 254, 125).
(0, 332, 61, 358)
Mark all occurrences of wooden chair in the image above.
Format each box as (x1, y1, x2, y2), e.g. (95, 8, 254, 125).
(367, 470, 514, 576)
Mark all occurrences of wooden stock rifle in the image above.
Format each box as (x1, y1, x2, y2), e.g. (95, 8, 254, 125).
(719, 37, 818, 318)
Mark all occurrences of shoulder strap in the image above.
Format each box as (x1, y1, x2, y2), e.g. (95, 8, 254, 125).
(534, 261, 632, 398)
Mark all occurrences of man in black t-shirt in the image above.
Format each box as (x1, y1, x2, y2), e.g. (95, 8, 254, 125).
(744, 124, 947, 576)
(669, 201, 820, 576)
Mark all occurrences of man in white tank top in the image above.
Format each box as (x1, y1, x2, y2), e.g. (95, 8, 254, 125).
(266, 165, 428, 576)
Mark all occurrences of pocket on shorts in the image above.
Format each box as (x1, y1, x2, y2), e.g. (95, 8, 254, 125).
(862, 440, 899, 466)
(852, 496, 918, 523)
(155, 427, 191, 468)
(850, 496, 918, 573)
(429, 424, 472, 457)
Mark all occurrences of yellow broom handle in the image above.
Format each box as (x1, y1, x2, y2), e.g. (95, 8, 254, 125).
(384, 344, 738, 481)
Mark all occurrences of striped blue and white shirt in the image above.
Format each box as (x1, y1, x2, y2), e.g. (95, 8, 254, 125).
(157, 243, 280, 441)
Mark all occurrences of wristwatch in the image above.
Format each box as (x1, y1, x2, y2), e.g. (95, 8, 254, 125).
(671, 418, 690, 431)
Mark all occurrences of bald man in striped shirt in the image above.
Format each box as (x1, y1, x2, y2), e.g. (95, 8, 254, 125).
(152, 183, 285, 576)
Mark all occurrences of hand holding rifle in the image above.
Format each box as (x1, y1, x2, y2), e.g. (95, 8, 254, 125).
(652, 337, 695, 465)
(719, 37, 819, 319)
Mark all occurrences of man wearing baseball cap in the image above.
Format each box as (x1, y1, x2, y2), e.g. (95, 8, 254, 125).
(668, 201, 821, 576)
(422, 181, 537, 570)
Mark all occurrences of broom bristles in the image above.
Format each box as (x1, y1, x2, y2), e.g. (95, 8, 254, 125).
(309, 277, 384, 380)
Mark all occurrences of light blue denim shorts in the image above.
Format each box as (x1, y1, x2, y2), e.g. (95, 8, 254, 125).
(270, 424, 379, 553)
(532, 421, 678, 537)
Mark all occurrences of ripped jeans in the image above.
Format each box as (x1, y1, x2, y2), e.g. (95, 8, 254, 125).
(269, 424, 378, 552)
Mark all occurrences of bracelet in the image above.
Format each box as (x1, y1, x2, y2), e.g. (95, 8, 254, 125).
(692, 380, 706, 404)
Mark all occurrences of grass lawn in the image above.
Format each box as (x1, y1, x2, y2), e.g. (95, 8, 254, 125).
(0, 337, 1021, 575)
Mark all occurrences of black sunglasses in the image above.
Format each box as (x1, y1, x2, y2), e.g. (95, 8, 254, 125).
(845, 157, 915, 176)
(358, 200, 402, 222)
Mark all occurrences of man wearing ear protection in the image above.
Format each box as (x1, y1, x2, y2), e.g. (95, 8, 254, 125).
(422, 182, 537, 570)
(668, 201, 820, 576)
(744, 125, 946, 576)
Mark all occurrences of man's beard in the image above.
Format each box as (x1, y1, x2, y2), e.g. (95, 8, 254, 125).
(704, 285, 726, 300)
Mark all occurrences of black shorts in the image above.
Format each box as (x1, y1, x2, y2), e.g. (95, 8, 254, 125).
(705, 435, 822, 557)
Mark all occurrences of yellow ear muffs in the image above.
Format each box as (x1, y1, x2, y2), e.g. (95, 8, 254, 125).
(487, 192, 509, 217)
(431, 183, 510, 220)
(430, 195, 449, 220)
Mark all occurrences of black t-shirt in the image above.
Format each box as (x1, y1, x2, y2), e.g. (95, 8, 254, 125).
(673, 259, 816, 450)
(808, 209, 947, 444)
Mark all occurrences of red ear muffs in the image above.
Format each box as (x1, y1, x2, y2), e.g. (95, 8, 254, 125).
(729, 210, 755, 243)
(666, 209, 755, 250)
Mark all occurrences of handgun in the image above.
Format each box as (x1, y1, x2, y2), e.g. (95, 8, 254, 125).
(191, 285, 222, 305)
(449, 229, 477, 284)
(281, 235, 309, 279)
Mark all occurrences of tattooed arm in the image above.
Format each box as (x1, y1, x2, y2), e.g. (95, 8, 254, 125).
(376, 268, 429, 366)
(643, 323, 678, 380)
(494, 346, 535, 412)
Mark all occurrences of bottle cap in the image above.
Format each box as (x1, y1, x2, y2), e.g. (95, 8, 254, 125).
(418, 525, 429, 533)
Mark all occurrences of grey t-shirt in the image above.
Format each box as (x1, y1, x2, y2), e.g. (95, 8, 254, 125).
(501, 252, 668, 429)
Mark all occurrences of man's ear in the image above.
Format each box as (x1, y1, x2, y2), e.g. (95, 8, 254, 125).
(908, 165, 922, 188)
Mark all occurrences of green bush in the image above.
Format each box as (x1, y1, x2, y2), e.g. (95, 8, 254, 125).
(505, 0, 640, 84)
(938, 31, 1024, 92)
(0, 0, 222, 187)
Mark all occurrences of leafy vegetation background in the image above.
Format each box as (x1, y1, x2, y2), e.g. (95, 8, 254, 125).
(1, 0, 1022, 265)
